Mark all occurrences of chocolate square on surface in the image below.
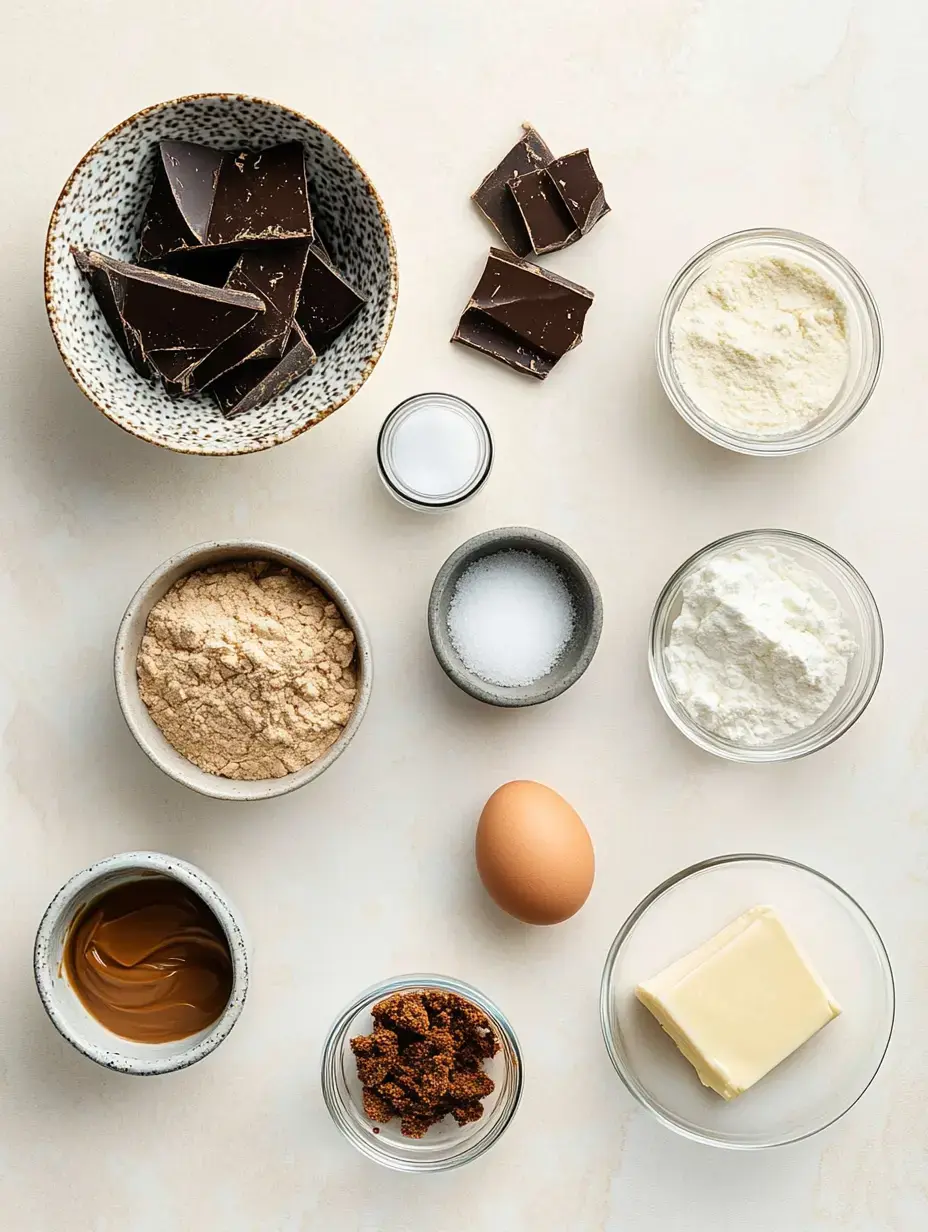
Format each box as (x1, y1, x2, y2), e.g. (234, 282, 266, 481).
(471, 124, 554, 257)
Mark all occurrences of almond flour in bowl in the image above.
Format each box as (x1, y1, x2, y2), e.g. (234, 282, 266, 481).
(136, 560, 358, 780)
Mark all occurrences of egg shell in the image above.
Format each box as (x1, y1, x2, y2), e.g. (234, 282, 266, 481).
(476, 780, 594, 925)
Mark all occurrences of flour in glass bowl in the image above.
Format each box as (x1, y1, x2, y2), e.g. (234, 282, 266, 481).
(664, 545, 857, 746)
(671, 255, 850, 437)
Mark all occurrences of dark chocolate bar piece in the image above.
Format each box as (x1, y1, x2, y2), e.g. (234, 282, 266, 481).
(138, 141, 224, 262)
(148, 246, 242, 287)
(211, 323, 317, 418)
(451, 248, 593, 380)
(72, 248, 149, 376)
(295, 245, 366, 352)
(207, 142, 312, 247)
(472, 125, 554, 258)
(148, 348, 210, 396)
(186, 240, 311, 390)
(547, 150, 610, 235)
(507, 168, 579, 254)
(71, 250, 263, 357)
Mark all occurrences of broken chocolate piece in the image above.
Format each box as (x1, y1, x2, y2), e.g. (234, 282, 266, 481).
(295, 245, 366, 352)
(71, 251, 263, 359)
(451, 248, 594, 380)
(148, 246, 242, 287)
(187, 240, 311, 390)
(207, 142, 312, 247)
(72, 248, 149, 376)
(148, 348, 210, 395)
(507, 167, 579, 254)
(211, 323, 316, 418)
(138, 140, 225, 263)
(547, 149, 610, 236)
(472, 124, 554, 257)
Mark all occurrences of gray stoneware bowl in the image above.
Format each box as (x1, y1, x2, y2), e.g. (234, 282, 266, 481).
(45, 93, 398, 456)
(428, 527, 603, 707)
(34, 851, 248, 1076)
(114, 540, 373, 801)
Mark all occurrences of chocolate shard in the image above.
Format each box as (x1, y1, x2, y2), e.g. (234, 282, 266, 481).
(148, 348, 210, 396)
(186, 239, 312, 391)
(211, 323, 317, 418)
(507, 167, 579, 255)
(295, 245, 366, 353)
(146, 246, 243, 287)
(451, 247, 594, 380)
(472, 124, 554, 257)
(547, 149, 610, 236)
(72, 248, 150, 376)
(71, 251, 264, 359)
(207, 142, 312, 247)
(138, 140, 225, 262)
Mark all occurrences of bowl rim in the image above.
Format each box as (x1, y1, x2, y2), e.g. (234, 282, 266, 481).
(114, 538, 373, 801)
(44, 91, 399, 457)
(655, 226, 883, 457)
(320, 971, 525, 1171)
(33, 850, 249, 1076)
(599, 852, 896, 1149)
(647, 527, 884, 762)
(427, 525, 604, 708)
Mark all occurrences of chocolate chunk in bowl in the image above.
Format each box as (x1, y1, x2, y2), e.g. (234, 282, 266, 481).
(45, 93, 398, 456)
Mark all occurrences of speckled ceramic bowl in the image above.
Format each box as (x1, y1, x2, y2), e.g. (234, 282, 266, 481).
(34, 852, 249, 1076)
(114, 540, 373, 801)
(428, 527, 603, 707)
(45, 93, 398, 456)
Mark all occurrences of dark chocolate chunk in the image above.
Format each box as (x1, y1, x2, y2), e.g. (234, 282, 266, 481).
(148, 349, 210, 396)
(451, 248, 593, 380)
(547, 150, 610, 236)
(211, 323, 317, 418)
(72, 248, 149, 376)
(507, 168, 579, 254)
(295, 245, 366, 352)
(138, 141, 224, 263)
(71, 250, 263, 358)
(472, 125, 554, 257)
(147, 246, 242, 287)
(186, 240, 312, 390)
(207, 142, 312, 247)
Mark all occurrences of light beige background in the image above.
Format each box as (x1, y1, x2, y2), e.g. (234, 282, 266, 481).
(2, 0, 926, 1228)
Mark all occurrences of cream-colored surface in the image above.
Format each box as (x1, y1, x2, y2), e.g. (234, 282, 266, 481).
(2, 1, 926, 1229)
(637, 906, 841, 1099)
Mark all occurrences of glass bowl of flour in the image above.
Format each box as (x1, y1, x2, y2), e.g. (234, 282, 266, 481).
(656, 229, 882, 455)
(648, 530, 883, 762)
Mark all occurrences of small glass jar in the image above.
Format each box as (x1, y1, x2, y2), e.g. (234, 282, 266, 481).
(320, 973, 523, 1171)
(377, 393, 493, 512)
(648, 529, 883, 763)
(656, 228, 883, 456)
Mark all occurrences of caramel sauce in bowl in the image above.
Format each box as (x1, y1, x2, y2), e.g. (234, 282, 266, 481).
(34, 852, 248, 1074)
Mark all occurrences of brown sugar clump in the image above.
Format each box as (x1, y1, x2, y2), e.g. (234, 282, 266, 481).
(350, 990, 499, 1139)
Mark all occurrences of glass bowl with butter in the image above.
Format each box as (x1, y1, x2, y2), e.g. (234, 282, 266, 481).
(648, 529, 884, 763)
(600, 855, 894, 1149)
(656, 228, 882, 456)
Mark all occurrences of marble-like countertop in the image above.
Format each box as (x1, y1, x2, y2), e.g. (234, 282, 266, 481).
(2, 1, 925, 1228)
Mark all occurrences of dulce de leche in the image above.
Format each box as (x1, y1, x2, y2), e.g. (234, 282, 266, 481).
(63, 876, 233, 1044)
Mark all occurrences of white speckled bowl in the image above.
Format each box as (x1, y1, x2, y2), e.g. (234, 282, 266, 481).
(34, 852, 249, 1076)
(114, 540, 373, 801)
(45, 93, 398, 456)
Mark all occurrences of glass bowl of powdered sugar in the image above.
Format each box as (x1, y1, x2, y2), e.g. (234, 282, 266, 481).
(648, 529, 883, 762)
(656, 228, 882, 456)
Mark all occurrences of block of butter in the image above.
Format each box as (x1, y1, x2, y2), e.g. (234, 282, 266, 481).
(635, 905, 841, 1100)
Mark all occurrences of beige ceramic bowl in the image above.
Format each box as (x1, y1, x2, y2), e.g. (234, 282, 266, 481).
(114, 540, 373, 801)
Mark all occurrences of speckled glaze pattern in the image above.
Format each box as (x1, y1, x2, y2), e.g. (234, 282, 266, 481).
(33, 852, 249, 1076)
(45, 93, 398, 456)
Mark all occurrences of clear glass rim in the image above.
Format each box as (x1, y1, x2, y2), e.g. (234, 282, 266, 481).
(599, 853, 895, 1150)
(655, 227, 883, 456)
(648, 528, 884, 763)
(377, 393, 493, 508)
(320, 972, 524, 1172)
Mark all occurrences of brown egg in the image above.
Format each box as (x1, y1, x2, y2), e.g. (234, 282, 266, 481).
(476, 780, 594, 925)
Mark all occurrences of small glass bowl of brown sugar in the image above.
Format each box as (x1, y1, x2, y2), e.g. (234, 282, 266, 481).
(321, 974, 523, 1171)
